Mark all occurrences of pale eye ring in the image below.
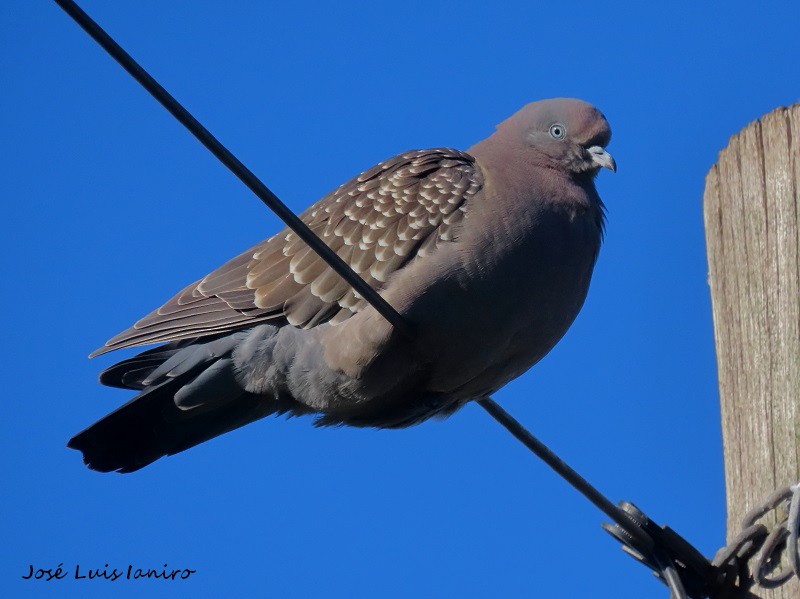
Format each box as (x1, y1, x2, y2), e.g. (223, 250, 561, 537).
(549, 123, 566, 139)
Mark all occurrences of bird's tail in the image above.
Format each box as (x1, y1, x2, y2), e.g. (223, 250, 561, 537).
(69, 333, 286, 473)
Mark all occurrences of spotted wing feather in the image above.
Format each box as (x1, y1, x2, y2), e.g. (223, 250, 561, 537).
(91, 149, 483, 356)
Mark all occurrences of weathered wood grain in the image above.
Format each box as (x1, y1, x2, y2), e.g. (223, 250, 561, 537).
(704, 104, 799, 598)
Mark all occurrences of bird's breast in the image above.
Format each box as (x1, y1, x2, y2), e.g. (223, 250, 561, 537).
(318, 181, 603, 410)
(402, 193, 602, 398)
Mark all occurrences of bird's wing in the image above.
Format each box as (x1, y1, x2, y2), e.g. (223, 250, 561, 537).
(91, 149, 483, 356)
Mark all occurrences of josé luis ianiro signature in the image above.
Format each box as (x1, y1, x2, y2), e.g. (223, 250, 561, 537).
(22, 563, 196, 581)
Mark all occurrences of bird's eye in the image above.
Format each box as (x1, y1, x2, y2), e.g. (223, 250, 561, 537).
(549, 123, 566, 139)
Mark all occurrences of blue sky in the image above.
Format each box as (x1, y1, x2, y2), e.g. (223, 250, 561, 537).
(2, 1, 798, 597)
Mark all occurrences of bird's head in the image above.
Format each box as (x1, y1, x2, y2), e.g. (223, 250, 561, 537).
(491, 98, 615, 177)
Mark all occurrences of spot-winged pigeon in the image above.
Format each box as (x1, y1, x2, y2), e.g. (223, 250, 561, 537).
(69, 98, 615, 473)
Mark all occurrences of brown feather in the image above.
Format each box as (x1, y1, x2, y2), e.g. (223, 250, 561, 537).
(94, 149, 483, 355)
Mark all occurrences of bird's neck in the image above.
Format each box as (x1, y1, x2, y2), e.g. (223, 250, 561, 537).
(468, 137, 602, 217)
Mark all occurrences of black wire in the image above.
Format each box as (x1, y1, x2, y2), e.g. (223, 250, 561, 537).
(53, 0, 413, 340)
(55, 0, 653, 561)
(476, 398, 655, 554)
(54, 1, 695, 594)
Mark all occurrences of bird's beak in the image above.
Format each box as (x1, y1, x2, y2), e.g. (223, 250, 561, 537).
(587, 145, 616, 173)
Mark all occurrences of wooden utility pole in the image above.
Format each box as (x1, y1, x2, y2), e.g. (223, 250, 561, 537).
(704, 104, 800, 598)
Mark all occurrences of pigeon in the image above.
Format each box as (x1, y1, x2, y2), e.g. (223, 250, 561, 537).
(69, 98, 615, 473)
